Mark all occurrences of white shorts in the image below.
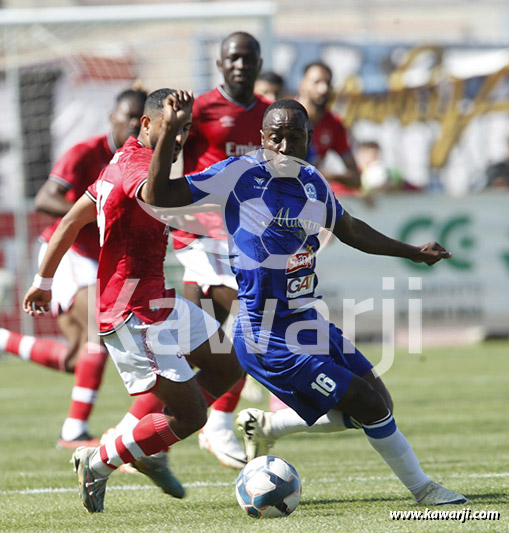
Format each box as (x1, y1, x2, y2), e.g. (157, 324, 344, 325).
(175, 238, 238, 295)
(38, 242, 98, 316)
(102, 295, 220, 395)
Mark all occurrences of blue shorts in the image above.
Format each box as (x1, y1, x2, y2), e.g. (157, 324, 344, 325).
(233, 308, 373, 425)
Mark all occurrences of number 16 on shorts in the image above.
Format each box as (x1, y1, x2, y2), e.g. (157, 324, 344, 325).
(311, 373, 337, 397)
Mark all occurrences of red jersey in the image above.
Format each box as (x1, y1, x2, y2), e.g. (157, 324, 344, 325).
(86, 137, 175, 334)
(172, 86, 271, 249)
(41, 133, 115, 260)
(311, 110, 356, 197)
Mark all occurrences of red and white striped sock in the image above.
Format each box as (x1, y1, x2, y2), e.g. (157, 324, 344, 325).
(60, 342, 108, 440)
(0, 328, 67, 371)
(108, 388, 216, 448)
(90, 413, 180, 476)
(129, 393, 165, 419)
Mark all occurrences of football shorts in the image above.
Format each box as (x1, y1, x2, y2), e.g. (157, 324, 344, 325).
(175, 237, 238, 294)
(233, 307, 373, 425)
(102, 295, 220, 395)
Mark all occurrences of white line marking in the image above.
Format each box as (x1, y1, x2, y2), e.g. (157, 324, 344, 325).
(1, 473, 507, 496)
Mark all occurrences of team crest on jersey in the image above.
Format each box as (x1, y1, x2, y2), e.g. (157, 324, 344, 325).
(304, 183, 317, 202)
(320, 131, 332, 146)
(286, 273, 315, 298)
(286, 251, 314, 274)
(220, 115, 236, 128)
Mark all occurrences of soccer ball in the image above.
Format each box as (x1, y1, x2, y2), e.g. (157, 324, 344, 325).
(235, 455, 301, 518)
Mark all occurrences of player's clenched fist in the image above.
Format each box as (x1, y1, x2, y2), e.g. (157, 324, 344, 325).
(163, 90, 194, 131)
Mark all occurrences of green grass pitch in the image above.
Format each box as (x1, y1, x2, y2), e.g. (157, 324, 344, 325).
(1, 342, 508, 532)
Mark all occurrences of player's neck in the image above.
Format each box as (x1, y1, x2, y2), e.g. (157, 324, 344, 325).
(221, 84, 256, 107)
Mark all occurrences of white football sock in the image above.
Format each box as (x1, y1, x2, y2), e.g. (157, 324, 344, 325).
(203, 409, 234, 432)
(61, 418, 87, 440)
(365, 426, 431, 494)
(271, 408, 348, 438)
(89, 448, 114, 478)
(115, 412, 139, 435)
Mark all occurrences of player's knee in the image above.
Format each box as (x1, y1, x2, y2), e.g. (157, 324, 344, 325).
(170, 405, 208, 438)
(343, 378, 388, 423)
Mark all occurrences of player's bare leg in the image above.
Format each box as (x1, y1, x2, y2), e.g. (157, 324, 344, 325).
(72, 334, 242, 512)
(196, 285, 248, 469)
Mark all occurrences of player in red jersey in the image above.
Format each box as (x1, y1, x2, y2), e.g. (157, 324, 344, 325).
(23, 89, 243, 512)
(298, 61, 361, 197)
(0, 88, 147, 448)
(133, 32, 266, 470)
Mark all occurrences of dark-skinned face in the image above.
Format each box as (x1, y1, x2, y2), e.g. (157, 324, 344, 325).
(217, 35, 262, 96)
(110, 95, 145, 148)
(261, 108, 311, 176)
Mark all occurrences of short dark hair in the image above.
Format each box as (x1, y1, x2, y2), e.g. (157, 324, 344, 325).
(262, 99, 310, 130)
(115, 88, 148, 108)
(303, 61, 333, 80)
(220, 31, 261, 56)
(257, 71, 284, 87)
(143, 88, 177, 117)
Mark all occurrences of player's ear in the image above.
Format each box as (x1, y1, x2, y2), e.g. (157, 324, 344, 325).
(216, 58, 223, 71)
(140, 115, 150, 133)
(260, 129, 264, 147)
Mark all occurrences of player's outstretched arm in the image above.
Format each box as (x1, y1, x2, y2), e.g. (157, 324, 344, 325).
(333, 209, 452, 266)
(142, 91, 195, 208)
(23, 194, 96, 317)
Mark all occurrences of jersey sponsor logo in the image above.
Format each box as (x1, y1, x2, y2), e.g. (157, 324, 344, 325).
(286, 251, 314, 274)
(220, 115, 235, 128)
(304, 183, 317, 202)
(225, 141, 257, 157)
(286, 273, 315, 298)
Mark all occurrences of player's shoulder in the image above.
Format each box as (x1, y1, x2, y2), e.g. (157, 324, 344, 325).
(194, 88, 220, 106)
(255, 94, 272, 110)
(322, 109, 346, 128)
(70, 133, 108, 155)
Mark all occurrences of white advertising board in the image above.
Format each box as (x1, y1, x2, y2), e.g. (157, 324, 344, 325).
(315, 192, 509, 340)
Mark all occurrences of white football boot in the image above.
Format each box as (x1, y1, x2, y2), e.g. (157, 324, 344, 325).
(199, 427, 247, 470)
(415, 481, 468, 505)
(236, 408, 275, 461)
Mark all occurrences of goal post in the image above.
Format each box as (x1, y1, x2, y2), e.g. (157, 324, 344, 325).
(0, 2, 275, 336)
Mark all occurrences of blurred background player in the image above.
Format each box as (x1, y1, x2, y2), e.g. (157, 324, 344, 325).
(254, 71, 286, 101)
(298, 61, 361, 197)
(0, 87, 147, 448)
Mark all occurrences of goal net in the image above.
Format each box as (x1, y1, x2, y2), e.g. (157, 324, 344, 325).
(0, 2, 274, 336)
